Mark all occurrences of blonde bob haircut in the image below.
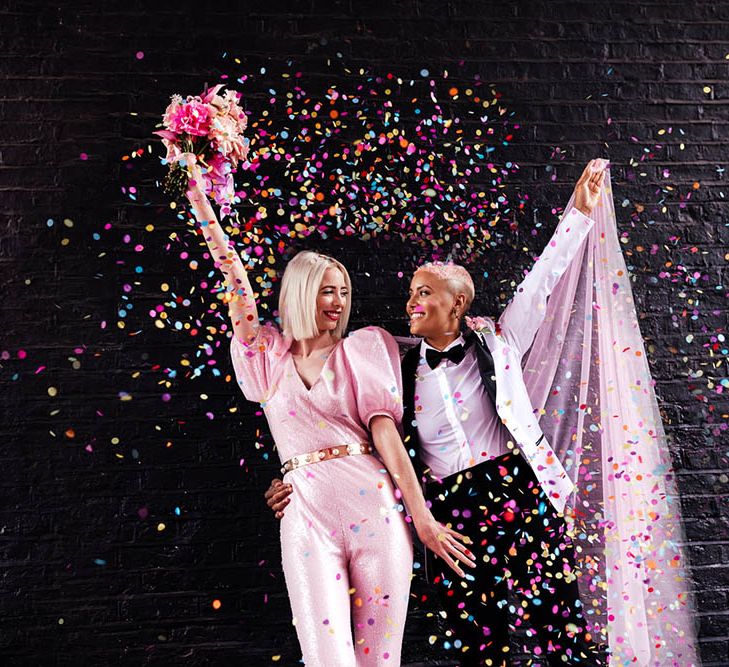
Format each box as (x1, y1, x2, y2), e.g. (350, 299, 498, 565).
(279, 251, 352, 341)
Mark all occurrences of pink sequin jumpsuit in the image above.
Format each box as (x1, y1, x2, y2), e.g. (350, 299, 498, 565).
(231, 325, 414, 666)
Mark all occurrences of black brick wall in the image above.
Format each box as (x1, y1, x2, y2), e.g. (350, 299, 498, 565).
(2, 1, 728, 665)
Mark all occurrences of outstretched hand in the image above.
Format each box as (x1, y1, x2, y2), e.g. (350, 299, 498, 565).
(415, 517, 477, 578)
(573, 158, 608, 216)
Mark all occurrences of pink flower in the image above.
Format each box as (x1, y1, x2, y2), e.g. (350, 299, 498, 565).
(166, 99, 211, 137)
(197, 153, 237, 216)
(209, 115, 249, 162)
(465, 315, 490, 332)
(161, 95, 183, 127)
(222, 90, 248, 131)
(201, 84, 224, 104)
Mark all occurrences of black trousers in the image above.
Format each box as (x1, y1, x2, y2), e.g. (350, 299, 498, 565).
(424, 452, 603, 667)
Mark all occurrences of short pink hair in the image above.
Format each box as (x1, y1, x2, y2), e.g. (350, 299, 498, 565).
(417, 261, 475, 308)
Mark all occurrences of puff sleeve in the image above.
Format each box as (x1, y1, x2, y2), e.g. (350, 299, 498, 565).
(343, 326, 404, 428)
(229, 322, 290, 403)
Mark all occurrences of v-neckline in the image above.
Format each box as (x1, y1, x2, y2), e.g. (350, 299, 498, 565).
(288, 339, 342, 392)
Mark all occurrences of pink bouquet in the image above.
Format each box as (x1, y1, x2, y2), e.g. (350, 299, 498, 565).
(465, 315, 490, 332)
(155, 84, 249, 217)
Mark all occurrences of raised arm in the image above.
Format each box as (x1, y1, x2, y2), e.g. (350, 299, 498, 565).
(369, 415, 476, 578)
(184, 160, 259, 343)
(498, 159, 606, 357)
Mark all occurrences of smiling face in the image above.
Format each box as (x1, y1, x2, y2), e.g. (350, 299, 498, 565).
(407, 269, 464, 339)
(314, 266, 349, 334)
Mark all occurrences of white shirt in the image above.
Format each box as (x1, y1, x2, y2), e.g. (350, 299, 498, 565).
(414, 336, 511, 479)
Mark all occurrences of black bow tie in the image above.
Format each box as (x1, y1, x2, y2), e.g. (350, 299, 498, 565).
(425, 344, 466, 370)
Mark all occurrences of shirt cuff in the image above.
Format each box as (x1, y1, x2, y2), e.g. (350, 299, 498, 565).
(566, 206, 594, 226)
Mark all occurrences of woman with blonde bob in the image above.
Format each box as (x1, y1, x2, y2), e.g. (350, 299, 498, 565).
(183, 161, 475, 667)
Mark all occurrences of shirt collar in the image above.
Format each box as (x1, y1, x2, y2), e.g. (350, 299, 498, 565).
(420, 334, 466, 359)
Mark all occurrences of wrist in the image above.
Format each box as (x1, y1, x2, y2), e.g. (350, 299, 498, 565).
(188, 192, 208, 204)
(410, 505, 432, 526)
